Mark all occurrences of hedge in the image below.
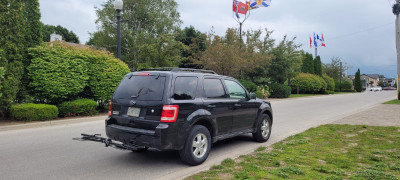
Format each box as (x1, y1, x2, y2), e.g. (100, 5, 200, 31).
(270, 83, 291, 98)
(27, 42, 130, 105)
(239, 79, 257, 92)
(10, 103, 58, 121)
(335, 80, 353, 91)
(58, 99, 98, 117)
(290, 73, 327, 94)
(322, 74, 335, 91)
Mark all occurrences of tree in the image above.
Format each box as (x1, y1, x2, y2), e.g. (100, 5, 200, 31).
(323, 57, 343, 81)
(42, 24, 80, 43)
(301, 53, 314, 74)
(0, 1, 26, 116)
(23, 0, 42, 48)
(267, 36, 302, 84)
(354, 69, 362, 92)
(87, 0, 182, 69)
(175, 26, 206, 68)
(314, 56, 322, 76)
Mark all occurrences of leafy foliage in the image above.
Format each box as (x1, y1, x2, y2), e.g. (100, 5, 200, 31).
(87, 0, 182, 69)
(335, 80, 353, 91)
(268, 36, 302, 84)
(354, 69, 362, 92)
(42, 24, 79, 43)
(270, 83, 291, 98)
(314, 56, 322, 76)
(301, 53, 314, 74)
(322, 74, 335, 91)
(10, 103, 58, 121)
(23, 0, 42, 48)
(27, 42, 129, 105)
(58, 99, 98, 117)
(323, 57, 343, 81)
(176, 26, 206, 68)
(0, 1, 26, 116)
(239, 79, 257, 92)
(290, 73, 327, 94)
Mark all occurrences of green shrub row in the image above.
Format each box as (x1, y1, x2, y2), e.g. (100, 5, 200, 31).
(322, 74, 335, 91)
(10, 103, 58, 121)
(239, 79, 257, 93)
(290, 73, 327, 94)
(270, 83, 291, 98)
(335, 80, 353, 91)
(58, 99, 98, 117)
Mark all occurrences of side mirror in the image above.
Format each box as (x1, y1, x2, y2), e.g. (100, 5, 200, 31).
(249, 92, 256, 100)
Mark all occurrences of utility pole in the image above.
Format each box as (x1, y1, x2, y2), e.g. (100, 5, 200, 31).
(340, 61, 342, 92)
(394, 0, 400, 100)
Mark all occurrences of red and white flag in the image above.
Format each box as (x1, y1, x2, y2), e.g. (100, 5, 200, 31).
(321, 33, 326, 47)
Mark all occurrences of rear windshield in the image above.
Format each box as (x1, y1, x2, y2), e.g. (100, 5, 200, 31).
(114, 75, 166, 101)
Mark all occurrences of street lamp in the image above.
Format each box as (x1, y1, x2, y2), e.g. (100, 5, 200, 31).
(114, 0, 123, 59)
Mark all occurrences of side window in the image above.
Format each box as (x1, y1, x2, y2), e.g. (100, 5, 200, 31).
(203, 78, 226, 98)
(174, 77, 198, 100)
(224, 80, 247, 99)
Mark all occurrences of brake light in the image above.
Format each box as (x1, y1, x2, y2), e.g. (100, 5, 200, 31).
(108, 101, 112, 116)
(161, 105, 179, 123)
(137, 72, 151, 76)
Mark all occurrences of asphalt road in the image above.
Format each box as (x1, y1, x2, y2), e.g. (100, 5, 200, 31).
(0, 91, 396, 180)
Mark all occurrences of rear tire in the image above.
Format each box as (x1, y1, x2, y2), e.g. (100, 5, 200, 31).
(252, 114, 272, 142)
(179, 125, 211, 166)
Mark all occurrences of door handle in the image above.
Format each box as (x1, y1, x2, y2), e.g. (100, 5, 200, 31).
(234, 104, 241, 107)
(207, 105, 216, 108)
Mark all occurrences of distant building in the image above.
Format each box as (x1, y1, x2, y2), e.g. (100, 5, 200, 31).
(50, 33, 62, 42)
(360, 74, 379, 89)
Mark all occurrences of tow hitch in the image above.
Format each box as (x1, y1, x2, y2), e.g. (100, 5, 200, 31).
(73, 133, 146, 151)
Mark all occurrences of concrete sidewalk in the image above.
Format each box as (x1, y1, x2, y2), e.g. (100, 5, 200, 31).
(333, 104, 400, 127)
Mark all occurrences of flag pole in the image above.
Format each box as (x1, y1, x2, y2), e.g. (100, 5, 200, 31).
(315, 47, 317, 58)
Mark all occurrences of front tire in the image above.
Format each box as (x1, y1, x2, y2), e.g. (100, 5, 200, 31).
(252, 114, 272, 142)
(179, 125, 211, 166)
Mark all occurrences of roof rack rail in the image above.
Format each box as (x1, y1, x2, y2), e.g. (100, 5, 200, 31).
(138, 67, 217, 74)
(171, 68, 217, 74)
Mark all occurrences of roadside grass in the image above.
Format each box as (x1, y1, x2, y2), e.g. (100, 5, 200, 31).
(186, 125, 400, 180)
(383, 99, 400, 105)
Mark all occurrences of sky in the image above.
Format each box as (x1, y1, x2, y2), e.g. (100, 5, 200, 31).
(39, 0, 399, 78)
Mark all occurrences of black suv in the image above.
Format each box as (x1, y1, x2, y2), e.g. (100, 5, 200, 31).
(106, 68, 273, 165)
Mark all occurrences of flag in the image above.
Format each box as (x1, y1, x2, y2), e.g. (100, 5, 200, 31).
(237, 2, 248, 14)
(313, 33, 318, 48)
(233, 0, 240, 18)
(309, 35, 312, 48)
(321, 33, 326, 47)
(250, 0, 271, 9)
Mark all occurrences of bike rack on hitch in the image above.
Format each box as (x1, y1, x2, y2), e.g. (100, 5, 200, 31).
(73, 133, 144, 151)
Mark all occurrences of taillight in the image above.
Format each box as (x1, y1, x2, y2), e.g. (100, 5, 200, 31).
(108, 101, 112, 116)
(160, 105, 179, 123)
(137, 72, 151, 76)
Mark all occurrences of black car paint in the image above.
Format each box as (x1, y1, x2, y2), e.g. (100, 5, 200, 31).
(105, 71, 273, 151)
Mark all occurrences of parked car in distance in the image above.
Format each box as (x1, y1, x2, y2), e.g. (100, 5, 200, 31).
(105, 68, 273, 165)
(383, 87, 396, 91)
(370, 86, 382, 92)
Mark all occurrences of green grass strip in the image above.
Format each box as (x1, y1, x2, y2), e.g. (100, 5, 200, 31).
(186, 124, 400, 180)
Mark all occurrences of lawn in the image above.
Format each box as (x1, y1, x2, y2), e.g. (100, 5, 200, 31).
(383, 99, 400, 105)
(186, 125, 400, 180)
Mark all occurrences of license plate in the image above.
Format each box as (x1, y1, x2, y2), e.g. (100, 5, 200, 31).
(127, 107, 140, 117)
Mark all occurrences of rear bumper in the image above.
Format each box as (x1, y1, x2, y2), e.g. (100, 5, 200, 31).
(105, 121, 181, 151)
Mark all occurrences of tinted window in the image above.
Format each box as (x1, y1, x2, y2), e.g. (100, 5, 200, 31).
(114, 75, 166, 101)
(203, 79, 226, 98)
(224, 80, 246, 99)
(174, 77, 198, 100)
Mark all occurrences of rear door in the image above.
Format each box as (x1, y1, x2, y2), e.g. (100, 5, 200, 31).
(223, 79, 259, 131)
(202, 78, 233, 135)
(111, 73, 168, 130)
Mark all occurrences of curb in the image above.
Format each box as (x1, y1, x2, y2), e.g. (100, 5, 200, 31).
(0, 115, 107, 132)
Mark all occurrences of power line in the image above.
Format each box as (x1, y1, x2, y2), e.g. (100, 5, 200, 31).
(329, 22, 394, 40)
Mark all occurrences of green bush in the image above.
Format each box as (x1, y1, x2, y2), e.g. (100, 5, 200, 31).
(322, 74, 335, 91)
(290, 73, 326, 94)
(10, 103, 58, 121)
(239, 79, 257, 92)
(28, 42, 130, 105)
(256, 85, 271, 99)
(335, 80, 353, 91)
(58, 99, 98, 117)
(270, 83, 291, 98)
